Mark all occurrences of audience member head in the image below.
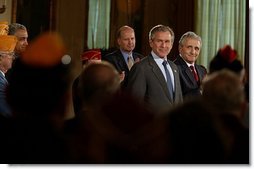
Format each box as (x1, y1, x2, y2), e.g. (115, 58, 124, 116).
(178, 31, 202, 64)
(149, 24, 174, 58)
(209, 45, 245, 82)
(8, 23, 28, 56)
(202, 69, 246, 120)
(116, 25, 136, 53)
(77, 61, 121, 108)
(6, 32, 71, 120)
(167, 98, 227, 163)
(81, 49, 101, 68)
(72, 90, 168, 163)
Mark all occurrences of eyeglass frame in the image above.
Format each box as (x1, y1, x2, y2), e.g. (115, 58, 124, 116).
(0, 52, 15, 59)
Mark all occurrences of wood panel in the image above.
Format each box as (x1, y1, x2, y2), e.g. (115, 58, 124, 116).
(110, 0, 194, 60)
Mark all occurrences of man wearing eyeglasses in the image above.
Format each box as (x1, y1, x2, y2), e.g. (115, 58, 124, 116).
(0, 35, 17, 117)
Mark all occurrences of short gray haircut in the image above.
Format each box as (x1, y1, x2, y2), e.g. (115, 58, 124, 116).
(8, 23, 27, 35)
(179, 31, 202, 47)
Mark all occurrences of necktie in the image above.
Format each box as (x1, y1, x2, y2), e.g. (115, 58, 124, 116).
(162, 60, 173, 99)
(190, 65, 199, 81)
(127, 55, 134, 70)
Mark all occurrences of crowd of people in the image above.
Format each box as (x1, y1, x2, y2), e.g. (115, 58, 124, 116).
(0, 22, 249, 164)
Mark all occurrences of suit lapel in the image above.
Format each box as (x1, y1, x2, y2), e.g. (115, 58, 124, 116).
(178, 57, 197, 85)
(148, 55, 172, 102)
(195, 65, 204, 82)
(116, 50, 129, 72)
(0, 73, 8, 85)
(185, 66, 197, 83)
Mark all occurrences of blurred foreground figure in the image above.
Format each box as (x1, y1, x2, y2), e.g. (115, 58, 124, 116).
(208, 45, 249, 127)
(72, 49, 102, 116)
(66, 61, 169, 163)
(167, 98, 227, 164)
(202, 69, 249, 164)
(5, 32, 72, 164)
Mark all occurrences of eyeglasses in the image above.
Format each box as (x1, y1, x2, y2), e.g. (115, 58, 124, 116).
(0, 52, 15, 59)
(0, 52, 14, 57)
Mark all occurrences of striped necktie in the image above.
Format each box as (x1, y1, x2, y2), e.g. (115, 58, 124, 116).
(127, 55, 134, 70)
(162, 60, 174, 99)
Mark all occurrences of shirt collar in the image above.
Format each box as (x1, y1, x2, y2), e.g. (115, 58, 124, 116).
(0, 70, 5, 77)
(120, 49, 132, 62)
(179, 54, 194, 67)
(151, 51, 167, 63)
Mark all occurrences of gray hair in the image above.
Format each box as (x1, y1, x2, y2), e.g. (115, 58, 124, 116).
(179, 31, 202, 47)
(8, 23, 27, 35)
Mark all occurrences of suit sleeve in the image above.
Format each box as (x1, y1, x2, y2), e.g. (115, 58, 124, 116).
(0, 80, 12, 117)
(103, 54, 122, 73)
(126, 63, 146, 99)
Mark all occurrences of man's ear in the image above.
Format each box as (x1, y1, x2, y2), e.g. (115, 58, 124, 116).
(149, 39, 153, 48)
(117, 38, 121, 46)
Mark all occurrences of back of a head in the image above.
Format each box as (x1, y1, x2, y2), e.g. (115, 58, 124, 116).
(209, 45, 244, 75)
(202, 69, 245, 116)
(167, 98, 226, 163)
(6, 32, 71, 117)
(78, 61, 120, 106)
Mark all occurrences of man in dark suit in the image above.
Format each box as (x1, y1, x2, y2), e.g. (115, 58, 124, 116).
(127, 25, 183, 113)
(0, 23, 17, 118)
(103, 25, 143, 89)
(174, 31, 207, 99)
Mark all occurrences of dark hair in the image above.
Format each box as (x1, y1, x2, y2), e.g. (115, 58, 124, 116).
(209, 45, 243, 74)
(209, 51, 243, 74)
(149, 25, 174, 43)
(6, 58, 71, 117)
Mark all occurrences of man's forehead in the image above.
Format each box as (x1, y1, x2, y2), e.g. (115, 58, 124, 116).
(14, 29, 28, 37)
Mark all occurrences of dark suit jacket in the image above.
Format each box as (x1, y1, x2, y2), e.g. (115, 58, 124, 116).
(127, 54, 183, 113)
(0, 72, 11, 117)
(174, 56, 207, 98)
(102, 49, 144, 89)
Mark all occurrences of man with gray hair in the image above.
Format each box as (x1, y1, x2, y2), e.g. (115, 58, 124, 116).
(174, 31, 207, 99)
(6, 23, 28, 80)
(8, 23, 28, 58)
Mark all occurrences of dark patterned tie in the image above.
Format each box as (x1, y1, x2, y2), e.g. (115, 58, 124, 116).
(190, 65, 199, 81)
(162, 60, 173, 99)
